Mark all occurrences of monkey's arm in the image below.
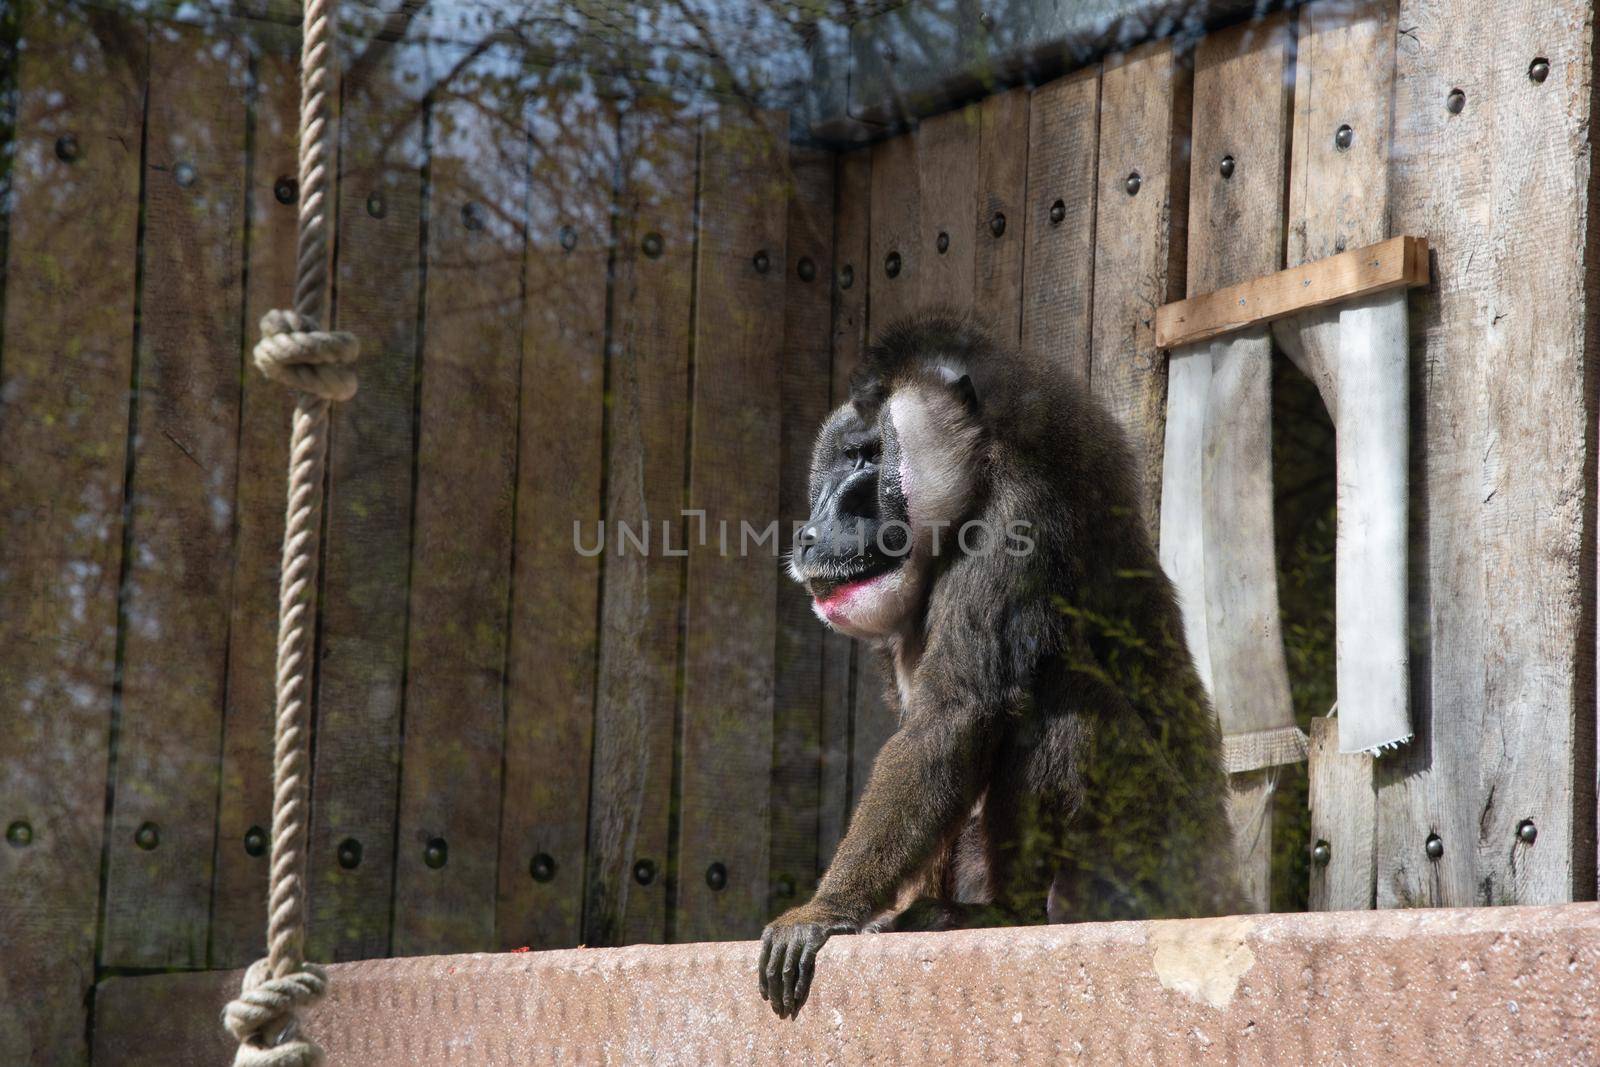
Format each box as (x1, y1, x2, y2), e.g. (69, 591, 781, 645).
(758, 709, 992, 1017)
(758, 595, 1029, 1018)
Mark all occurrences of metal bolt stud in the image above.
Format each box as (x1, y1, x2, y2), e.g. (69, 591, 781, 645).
(633, 858, 657, 886)
(706, 861, 728, 891)
(366, 191, 387, 219)
(839, 264, 855, 290)
(55, 134, 80, 163)
(1311, 840, 1331, 866)
(1335, 124, 1354, 152)
(1220, 155, 1236, 179)
(1124, 171, 1142, 196)
(1446, 88, 1466, 114)
(642, 232, 664, 259)
(797, 256, 816, 283)
(1517, 819, 1538, 844)
(1425, 833, 1444, 860)
(460, 202, 486, 232)
(753, 249, 771, 274)
(1529, 57, 1550, 84)
(885, 250, 902, 278)
(989, 212, 1006, 238)
(1049, 198, 1066, 225)
(977, 10, 994, 29)
(773, 874, 796, 899)
(530, 852, 557, 882)
(135, 821, 160, 851)
(243, 825, 267, 857)
(936, 231, 950, 255)
(173, 162, 197, 189)
(274, 176, 298, 205)
(6, 820, 32, 848)
(424, 836, 448, 869)
(559, 225, 578, 252)
(338, 837, 363, 870)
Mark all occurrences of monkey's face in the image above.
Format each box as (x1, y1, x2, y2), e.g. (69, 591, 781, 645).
(791, 373, 983, 640)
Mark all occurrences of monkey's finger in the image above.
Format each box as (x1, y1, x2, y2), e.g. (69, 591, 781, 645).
(781, 937, 804, 1017)
(764, 940, 790, 1016)
(758, 933, 773, 1001)
(793, 942, 817, 1014)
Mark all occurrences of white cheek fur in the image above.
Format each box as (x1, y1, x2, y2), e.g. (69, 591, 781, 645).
(888, 388, 980, 537)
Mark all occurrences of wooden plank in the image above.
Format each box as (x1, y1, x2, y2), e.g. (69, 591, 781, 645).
(675, 108, 788, 943)
(912, 105, 979, 311)
(210, 45, 302, 969)
(101, 20, 248, 968)
(584, 102, 696, 947)
(819, 150, 870, 867)
(1286, 0, 1398, 267)
(1284, 0, 1398, 911)
(1308, 715, 1376, 910)
(495, 91, 611, 951)
(1090, 40, 1190, 532)
(0, 6, 146, 1061)
(974, 89, 1030, 341)
(1155, 236, 1428, 349)
(1185, 13, 1294, 913)
(867, 130, 919, 327)
(304, 37, 426, 963)
(1376, 0, 1596, 906)
(1022, 68, 1100, 383)
(389, 64, 527, 956)
(768, 146, 834, 917)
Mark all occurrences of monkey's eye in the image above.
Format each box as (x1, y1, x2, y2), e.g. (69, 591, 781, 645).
(842, 440, 879, 470)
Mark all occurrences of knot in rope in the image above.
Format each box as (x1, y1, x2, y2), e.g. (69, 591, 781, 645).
(223, 958, 329, 1067)
(254, 309, 359, 402)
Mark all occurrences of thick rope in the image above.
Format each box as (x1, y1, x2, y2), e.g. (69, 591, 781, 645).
(224, 0, 357, 1062)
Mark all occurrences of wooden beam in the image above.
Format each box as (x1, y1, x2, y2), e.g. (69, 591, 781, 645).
(1155, 235, 1428, 350)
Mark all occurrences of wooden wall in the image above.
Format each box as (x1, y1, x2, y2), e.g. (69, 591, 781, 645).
(2, 1, 1597, 1064)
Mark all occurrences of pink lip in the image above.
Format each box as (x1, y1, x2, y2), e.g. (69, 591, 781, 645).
(814, 571, 888, 612)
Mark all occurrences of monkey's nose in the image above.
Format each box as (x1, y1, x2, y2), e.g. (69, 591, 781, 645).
(795, 522, 821, 561)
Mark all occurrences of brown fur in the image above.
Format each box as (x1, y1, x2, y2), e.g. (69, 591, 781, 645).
(760, 311, 1241, 1018)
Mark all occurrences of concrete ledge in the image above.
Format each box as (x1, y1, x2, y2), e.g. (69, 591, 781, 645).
(95, 904, 1599, 1064)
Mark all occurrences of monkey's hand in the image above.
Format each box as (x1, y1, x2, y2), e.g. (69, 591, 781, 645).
(758, 900, 859, 1019)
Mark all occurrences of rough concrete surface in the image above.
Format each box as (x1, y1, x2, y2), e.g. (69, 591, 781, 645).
(94, 903, 1599, 1065)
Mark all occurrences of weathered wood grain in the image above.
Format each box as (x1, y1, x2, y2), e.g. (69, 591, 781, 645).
(1156, 236, 1427, 350)
(210, 44, 302, 969)
(768, 146, 834, 917)
(1287, 0, 1398, 268)
(1376, 0, 1597, 906)
(868, 129, 919, 327)
(1185, 13, 1295, 912)
(0, 7, 145, 1061)
(676, 108, 788, 943)
(974, 90, 1029, 341)
(913, 105, 979, 312)
(390, 67, 527, 956)
(1091, 40, 1190, 532)
(585, 102, 696, 947)
(1022, 68, 1100, 383)
(819, 151, 870, 866)
(495, 93, 612, 951)
(101, 20, 248, 968)
(305, 37, 426, 963)
(1308, 716, 1376, 910)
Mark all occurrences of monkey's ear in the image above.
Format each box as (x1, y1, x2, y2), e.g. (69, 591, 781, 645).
(949, 373, 980, 417)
